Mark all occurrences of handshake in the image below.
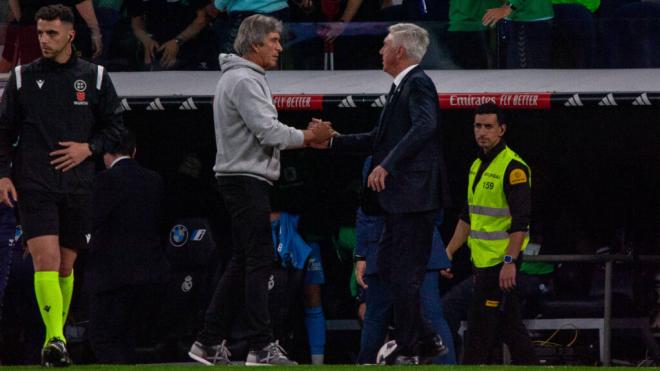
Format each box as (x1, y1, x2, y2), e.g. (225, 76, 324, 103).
(303, 118, 337, 149)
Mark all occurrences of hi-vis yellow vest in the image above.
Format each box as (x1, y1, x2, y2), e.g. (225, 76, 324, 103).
(467, 146, 530, 268)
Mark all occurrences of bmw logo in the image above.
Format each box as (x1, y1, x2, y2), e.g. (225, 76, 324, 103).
(170, 224, 189, 247)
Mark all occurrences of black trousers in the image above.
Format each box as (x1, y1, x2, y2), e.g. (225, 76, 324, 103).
(463, 264, 538, 365)
(377, 210, 436, 355)
(198, 176, 274, 349)
(88, 284, 162, 364)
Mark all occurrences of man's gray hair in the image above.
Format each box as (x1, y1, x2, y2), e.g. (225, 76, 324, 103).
(387, 23, 429, 63)
(234, 14, 283, 56)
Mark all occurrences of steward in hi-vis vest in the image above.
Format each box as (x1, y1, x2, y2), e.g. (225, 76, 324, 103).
(445, 102, 538, 365)
(466, 145, 530, 269)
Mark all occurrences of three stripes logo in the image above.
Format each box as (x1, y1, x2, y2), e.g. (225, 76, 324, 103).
(598, 93, 617, 106)
(632, 93, 652, 106)
(178, 97, 198, 110)
(338, 96, 357, 108)
(120, 98, 132, 111)
(564, 94, 583, 107)
(371, 95, 387, 108)
(146, 98, 165, 111)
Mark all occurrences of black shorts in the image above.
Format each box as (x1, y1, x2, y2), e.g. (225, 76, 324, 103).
(17, 190, 92, 251)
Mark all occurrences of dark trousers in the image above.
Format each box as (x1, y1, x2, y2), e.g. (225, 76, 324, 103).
(498, 19, 552, 68)
(377, 210, 436, 355)
(88, 284, 161, 364)
(463, 264, 538, 365)
(447, 31, 493, 69)
(198, 176, 274, 350)
(357, 272, 456, 364)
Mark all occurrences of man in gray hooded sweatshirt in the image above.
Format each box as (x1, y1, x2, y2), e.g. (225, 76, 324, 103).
(188, 14, 334, 366)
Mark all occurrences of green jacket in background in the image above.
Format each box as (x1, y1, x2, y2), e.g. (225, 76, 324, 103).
(551, 0, 600, 13)
(508, 0, 555, 21)
(449, 0, 502, 32)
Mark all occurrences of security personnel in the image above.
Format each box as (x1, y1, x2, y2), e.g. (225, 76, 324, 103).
(445, 102, 537, 365)
(0, 4, 125, 367)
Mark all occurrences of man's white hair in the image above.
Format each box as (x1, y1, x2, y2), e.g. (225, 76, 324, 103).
(387, 23, 429, 63)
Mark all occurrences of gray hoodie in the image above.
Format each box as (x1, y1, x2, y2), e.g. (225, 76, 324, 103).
(213, 54, 304, 184)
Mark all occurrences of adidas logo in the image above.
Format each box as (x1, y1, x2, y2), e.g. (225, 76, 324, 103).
(632, 93, 652, 106)
(598, 93, 617, 106)
(146, 98, 165, 111)
(120, 98, 132, 111)
(85, 234, 91, 243)
(371, 95, 387, 108)
(338, 96, 357, 108)
(37, 80, 45, 89)
(178, 97, 198, 110)
(564, 94, 583, 107)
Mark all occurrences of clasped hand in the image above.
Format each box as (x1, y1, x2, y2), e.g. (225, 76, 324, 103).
(307, 118, 336, 148)
(50, 141, 92, 172)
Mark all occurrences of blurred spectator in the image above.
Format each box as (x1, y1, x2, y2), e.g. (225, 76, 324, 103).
(605, 1, 660, 67)
(9, 0, 103, 64)
(87, 132, 170, 364)
(0, 10, 19, 73)
(447, 0, 500, 69)
(92, 0, 123, 64)
(553, 0, 598, 11)
(127, 0, 212, 70)
(0, 223, 45, 365)
(381, 0, 449, 21)
(482, 0, 554, 68)
(284, 0, 382, 69)
(317, 0, 363, 43)
(380, 0, 404, 20)
(270, 212, 327, 364)
(551, 0, 597, 68)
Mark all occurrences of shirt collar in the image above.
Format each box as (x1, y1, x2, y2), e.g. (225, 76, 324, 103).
(393, 64, 418, 87)
(110, 156, 131, 169)
(479, 140, 506, 163)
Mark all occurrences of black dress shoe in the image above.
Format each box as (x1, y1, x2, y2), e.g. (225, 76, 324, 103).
(414, 334, 448, 358)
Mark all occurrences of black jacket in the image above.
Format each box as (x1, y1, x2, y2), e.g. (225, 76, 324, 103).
(0, 57, 125, 194)
(87, 158, 170, 293)
(333, 66, 451, 214)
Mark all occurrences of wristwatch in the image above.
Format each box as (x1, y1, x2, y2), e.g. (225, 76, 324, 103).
(503, 255, 515, 264)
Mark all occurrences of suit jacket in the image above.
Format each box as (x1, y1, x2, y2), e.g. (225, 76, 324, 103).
(86, 158, 170, 293)
(333, 66, 450, 214)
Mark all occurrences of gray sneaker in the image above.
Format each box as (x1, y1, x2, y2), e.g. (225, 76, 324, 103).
(188, 340, 231, 365)
(245, 341, 297, 366)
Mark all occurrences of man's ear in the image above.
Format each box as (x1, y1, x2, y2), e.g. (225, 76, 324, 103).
(396, 45, 405, 60)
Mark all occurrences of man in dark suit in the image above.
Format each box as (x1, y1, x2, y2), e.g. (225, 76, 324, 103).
(318, 23, 451, 364)
(86, 131, 170, 363)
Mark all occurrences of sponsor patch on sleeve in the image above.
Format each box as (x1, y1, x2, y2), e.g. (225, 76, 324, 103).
(509, 168, 528, 185)
(485, 300, 500, 308)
